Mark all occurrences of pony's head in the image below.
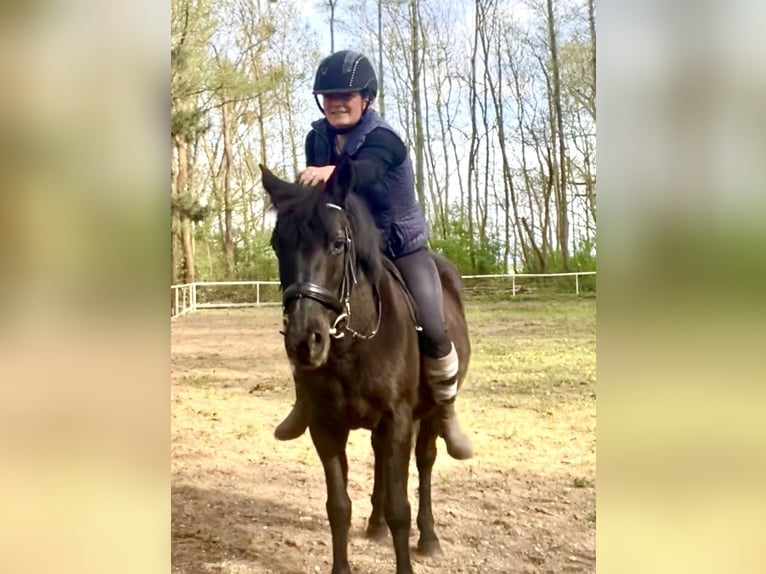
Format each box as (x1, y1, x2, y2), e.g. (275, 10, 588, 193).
(260, 155, 382, 369)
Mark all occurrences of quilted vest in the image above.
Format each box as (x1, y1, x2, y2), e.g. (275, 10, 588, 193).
(307, 109, 428, 259)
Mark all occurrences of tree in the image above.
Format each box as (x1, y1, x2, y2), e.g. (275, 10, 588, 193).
(171, 0, 215, 284)
(546, 0, 571, 271)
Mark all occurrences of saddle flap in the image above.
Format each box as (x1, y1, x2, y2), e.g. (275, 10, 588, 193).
(381, 256, 420, 329)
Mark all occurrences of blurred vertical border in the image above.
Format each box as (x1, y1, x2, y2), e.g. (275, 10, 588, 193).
(600, 0, 766, 572)
(0, 0, 169, 572)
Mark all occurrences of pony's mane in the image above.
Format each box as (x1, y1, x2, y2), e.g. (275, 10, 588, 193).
(270, 186, 383, 284)
(343, 193, 384, 282)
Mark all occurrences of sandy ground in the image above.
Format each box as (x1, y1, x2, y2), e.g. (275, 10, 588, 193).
(171, 299, 596, 573)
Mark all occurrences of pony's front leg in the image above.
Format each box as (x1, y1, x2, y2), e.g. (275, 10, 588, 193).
(377, 406, 415, 574)
(309, 424, 352, 574)
(366, 431, 388, 540)
(415, 415, 442, 556)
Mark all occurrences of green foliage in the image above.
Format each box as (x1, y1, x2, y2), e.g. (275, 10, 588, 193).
(193, 228, 278, 282)
(429, 209, 506, 275)
(523, 238, 596, 274)
(235, 232, 279, 281)
(570, 237, 596, 271)
(521, 238, 596, 294)
(171, 192, 209, 223)
(171, 107, 210, 141)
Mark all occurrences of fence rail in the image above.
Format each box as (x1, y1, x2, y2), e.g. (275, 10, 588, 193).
(171, 272, 595, 319)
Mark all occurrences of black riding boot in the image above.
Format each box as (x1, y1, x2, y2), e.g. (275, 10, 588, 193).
(424, 343, 473, 460)
(433, 395, 473, 460)
(274, 394, 309, 441)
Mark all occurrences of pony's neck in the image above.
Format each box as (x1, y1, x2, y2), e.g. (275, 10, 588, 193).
(347, 265, 379, 333)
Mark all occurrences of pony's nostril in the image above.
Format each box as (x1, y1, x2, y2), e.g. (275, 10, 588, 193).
(311, 331, 323, 347)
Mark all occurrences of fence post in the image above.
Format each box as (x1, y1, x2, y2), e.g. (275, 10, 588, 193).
(174, 288, 179, 317)
(257, 282, 261, 306)
(576, 273, 580, 296)
(512, 275, 516, 297)
(191, 283, 197, 311)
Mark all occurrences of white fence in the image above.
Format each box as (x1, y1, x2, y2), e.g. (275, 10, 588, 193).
(171, 272, 595, 320)
(461, 271, 596, 298)
(171, 280, 281, 320)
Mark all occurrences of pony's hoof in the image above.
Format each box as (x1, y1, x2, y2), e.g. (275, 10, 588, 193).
(365, 521, 388, 540)
(416, 537, 443, 556)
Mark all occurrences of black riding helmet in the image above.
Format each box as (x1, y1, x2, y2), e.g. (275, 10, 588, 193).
(312, 50, 378, 122)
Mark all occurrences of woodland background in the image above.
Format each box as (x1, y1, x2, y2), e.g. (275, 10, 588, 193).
(170, 0, 596, 285)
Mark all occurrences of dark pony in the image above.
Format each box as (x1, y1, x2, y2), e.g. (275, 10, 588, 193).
(260, 156, 470, 574)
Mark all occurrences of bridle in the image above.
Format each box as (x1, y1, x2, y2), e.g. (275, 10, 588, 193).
(281, 203, 381, 340)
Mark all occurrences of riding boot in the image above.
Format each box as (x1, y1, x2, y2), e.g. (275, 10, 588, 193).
(424, 343, 473, 460)
(274, 394, 310, 441)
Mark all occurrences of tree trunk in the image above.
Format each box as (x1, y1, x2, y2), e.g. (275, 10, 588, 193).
(175, 137, 195, 284)
(466, 0, 481, 271)
(377, 0, 385, 118)
(329, 0, 337, 52)
(171, 140, 180, 284)
(446, 77, 466, 221)
(482, 3, 520, 273)
(410, 0, 426, 210)
(221, 101, 235, 279)
(506, 39, 531, 272)
(588, 0, 596, 121)
(546, 0, 570, 270)
(476, 0, 494, 246)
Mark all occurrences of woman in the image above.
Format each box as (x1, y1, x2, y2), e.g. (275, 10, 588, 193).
(275, 50, 472, 460)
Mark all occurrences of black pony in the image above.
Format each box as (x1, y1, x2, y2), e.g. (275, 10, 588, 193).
(260, 155, 470, 574)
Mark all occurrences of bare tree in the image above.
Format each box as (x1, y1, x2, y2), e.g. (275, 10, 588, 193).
(588, 0, 596, 121)
(409, 0, 426, 209)
(328, 0, 338, 52)
(546, 0, 570, 270)
(377, 0, 386, 117)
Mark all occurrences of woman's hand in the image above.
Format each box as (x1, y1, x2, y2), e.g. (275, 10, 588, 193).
(299, 165, 336, 186)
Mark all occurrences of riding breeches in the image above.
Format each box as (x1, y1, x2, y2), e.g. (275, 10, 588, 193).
(392, 248, 453, 359)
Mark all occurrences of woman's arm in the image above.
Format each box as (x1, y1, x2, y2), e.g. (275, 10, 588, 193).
(352, 128, 407, 187)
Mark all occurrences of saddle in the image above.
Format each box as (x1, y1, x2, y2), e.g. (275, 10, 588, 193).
(381, 256, 421, 331)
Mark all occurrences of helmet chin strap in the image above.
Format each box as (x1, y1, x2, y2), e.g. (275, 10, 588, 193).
(313, 94, 325, 115)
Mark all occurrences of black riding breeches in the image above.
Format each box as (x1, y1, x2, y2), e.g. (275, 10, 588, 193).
(392, 248, 452, 359)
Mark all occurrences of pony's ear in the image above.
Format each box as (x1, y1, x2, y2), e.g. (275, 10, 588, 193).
(260, 164, 298, 211)
(327, 154, 355, 206)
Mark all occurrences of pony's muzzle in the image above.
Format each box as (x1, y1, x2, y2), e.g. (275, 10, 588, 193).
(284, 316, 331, 369)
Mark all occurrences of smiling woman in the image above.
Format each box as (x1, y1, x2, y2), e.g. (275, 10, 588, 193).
(321, 92, 367, 131)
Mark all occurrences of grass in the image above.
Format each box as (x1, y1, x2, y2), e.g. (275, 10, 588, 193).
(462, 297, 596, 412)
(180, 374, 215, 388)
(573, 477, 591, 488)
(446, 297, 597, 482)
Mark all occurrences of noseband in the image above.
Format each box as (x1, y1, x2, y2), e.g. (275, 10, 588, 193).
(281, 203, 381, 340)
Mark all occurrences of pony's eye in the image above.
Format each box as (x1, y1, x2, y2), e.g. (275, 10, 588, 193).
(331, 237, 346, 255)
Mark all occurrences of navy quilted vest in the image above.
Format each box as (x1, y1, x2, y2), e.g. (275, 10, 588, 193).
(307, 110, 428, 259)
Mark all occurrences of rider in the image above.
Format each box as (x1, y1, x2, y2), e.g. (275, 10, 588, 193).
(275, 50, 472, 460)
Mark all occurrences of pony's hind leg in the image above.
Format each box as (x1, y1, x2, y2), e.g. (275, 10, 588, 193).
(366, 431, 388, 540)
(309, 424, 352, 574)
(415, 415, 443, 556)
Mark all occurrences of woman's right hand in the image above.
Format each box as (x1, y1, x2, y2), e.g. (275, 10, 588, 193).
(299, 165, 335, 187)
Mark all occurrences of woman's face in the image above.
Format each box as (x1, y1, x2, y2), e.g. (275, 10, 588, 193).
(322, 92, 368, 130)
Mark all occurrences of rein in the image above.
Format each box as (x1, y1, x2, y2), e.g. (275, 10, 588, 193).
(282, 202, 381, 341)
